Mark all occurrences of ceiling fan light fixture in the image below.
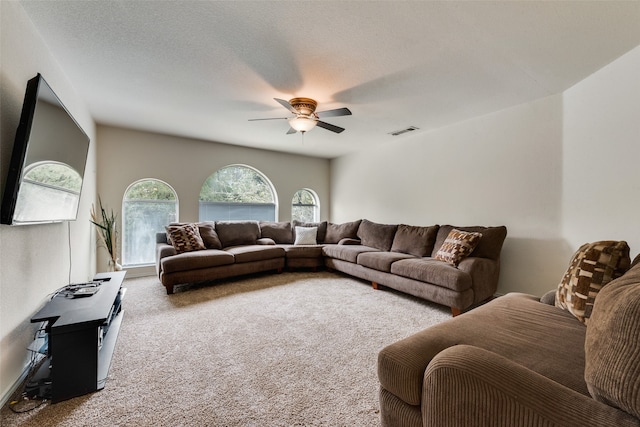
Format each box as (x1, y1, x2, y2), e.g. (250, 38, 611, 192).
(288, 116, 318, 133)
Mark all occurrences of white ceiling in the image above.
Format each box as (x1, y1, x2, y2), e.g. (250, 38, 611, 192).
(19, 1, 640, 159)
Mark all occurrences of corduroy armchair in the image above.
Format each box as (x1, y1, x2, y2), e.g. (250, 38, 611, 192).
(378, 259, 640, 427)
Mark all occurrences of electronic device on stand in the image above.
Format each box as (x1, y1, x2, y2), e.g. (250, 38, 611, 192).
(26, 271, 126, 403)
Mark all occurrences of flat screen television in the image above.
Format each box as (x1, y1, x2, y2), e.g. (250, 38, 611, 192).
(1, 74, 90, 225)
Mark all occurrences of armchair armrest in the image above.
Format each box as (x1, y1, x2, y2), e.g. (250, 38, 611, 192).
(423, 345, 638, 427)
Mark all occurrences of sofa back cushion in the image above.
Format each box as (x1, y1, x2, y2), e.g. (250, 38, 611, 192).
(293, 220, 327, 243)
(585, 261, 640, 418)
(357, 219, 398, 252)
(555, 240, 631, 324)
(259, 221, 293, 244)
(390, 224, 439, 257)
(432, 225, 507, 260)
(324, 220, 362, 244)
(215, 221, 260, 247)
(197, 221, 223, 249)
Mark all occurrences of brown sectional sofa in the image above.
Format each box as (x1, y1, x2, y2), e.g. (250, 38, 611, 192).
(377, 257, 640, 427)
(156, 219, 507, 315)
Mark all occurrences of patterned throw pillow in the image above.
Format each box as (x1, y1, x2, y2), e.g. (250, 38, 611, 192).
(294, 226, 317, 245)
(434, 229, 482, 267)
(555, 240, 631, 324)
(165, 223, 205, 254)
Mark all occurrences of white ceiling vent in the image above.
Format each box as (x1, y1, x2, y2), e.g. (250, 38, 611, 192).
(389, 126, 419, 136)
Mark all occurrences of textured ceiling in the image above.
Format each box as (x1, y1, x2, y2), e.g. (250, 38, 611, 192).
(19, 1, 640, 158)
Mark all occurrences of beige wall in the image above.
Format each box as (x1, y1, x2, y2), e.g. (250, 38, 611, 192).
(0, 2, 97, 402)
(330, 94, 571, 297)
(95, 125, 330, 272)
(562, 46, 640, 252)
(330, 45, 640, 298)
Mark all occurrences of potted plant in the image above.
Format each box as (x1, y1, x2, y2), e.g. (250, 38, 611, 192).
(90, 197, 121, 271)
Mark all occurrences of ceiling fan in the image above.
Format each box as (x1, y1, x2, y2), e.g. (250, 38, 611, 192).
(249, 98, 352, 134)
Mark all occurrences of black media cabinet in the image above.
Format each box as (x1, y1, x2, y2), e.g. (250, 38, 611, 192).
(29, 271, 126, 403)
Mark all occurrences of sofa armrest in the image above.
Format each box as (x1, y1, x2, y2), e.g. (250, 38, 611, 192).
(257, 237, 276, 245)
(156, 243, 177, 277)
(457, 257, 500, 303)
(423, 345, 639, 427)
(338, 238, 361, 245)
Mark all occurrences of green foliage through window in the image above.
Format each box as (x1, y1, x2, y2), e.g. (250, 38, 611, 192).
(292, 189, 318, 222)
(200, 165, 274, 203)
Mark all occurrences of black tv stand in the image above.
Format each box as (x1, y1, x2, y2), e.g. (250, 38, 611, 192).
(28, 271, 126, 402)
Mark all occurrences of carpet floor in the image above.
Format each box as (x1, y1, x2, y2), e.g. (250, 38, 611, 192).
(2, 271, 450, 426)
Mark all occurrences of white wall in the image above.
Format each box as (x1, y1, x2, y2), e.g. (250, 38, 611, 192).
(0, 2, 97, 402)
(95, 125, 330, 272)
(331, 45, 640, 298)
(562, 46, 640, 253)
(331, 94, 572, 297)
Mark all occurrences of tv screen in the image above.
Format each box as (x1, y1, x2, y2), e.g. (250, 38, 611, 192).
(1, 74, 90, 225)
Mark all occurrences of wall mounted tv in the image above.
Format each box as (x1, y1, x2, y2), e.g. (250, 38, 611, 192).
(1, 74, 90, 225)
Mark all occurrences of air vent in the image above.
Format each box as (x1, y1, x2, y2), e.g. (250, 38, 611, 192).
(389, 126, 419, 136)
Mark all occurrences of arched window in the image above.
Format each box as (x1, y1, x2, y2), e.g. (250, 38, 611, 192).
(292, 188, 319, 222)
(122, 179, 178, 266)
(199, 165, 276, 221)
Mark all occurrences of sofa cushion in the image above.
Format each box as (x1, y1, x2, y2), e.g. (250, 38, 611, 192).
(281, 244, 324, 259)
(197, 221, 223, 249)
(434, 229, 482, 267)
(357, 219, 398, 252)
(324, 220, 361, 244)
(585, 262, 640, 418)
(215, 221, 260, 247)
(432, 225, 507, 260)
(293, 220, 327, 243)
(379, 293, 591, 407)
(390, 258, 472, 292)
(224, 245, 285, 263)
(165, 223, 206, 253)
(259, 221, 293, 244)
(357, 251, 415, 273)
(161, 249, 234, 273)
(555, 240, 631, 324)
(390, 224, 439, 257)
(294, 226, 317, 245)
(322, 244, 378, 263)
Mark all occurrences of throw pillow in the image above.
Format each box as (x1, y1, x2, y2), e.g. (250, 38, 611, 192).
(293, 220, 327, 243)
(555, 240, 631, 324)
(432, 225, 507, 260)
(165, 223, 205, 254)
(584, 261, 640, 418)
(294, 226, 317, 245)
(434, 229, 482, 267)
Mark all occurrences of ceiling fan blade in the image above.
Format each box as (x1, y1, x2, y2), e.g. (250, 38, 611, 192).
(274, 98, 299, 114)
(286, 127, 297, 135)
(316, 107, 352, 118)
(316, 121, 345, 133)
(248, 117, 289, 121)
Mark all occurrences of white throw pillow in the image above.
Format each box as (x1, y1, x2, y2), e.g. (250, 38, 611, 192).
(294, 226, 317, 245)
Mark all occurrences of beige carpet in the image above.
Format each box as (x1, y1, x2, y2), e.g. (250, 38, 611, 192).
(2, 271, 450, 426)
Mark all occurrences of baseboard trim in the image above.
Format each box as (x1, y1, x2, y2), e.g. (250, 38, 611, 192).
(0, 355, 40, 407)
